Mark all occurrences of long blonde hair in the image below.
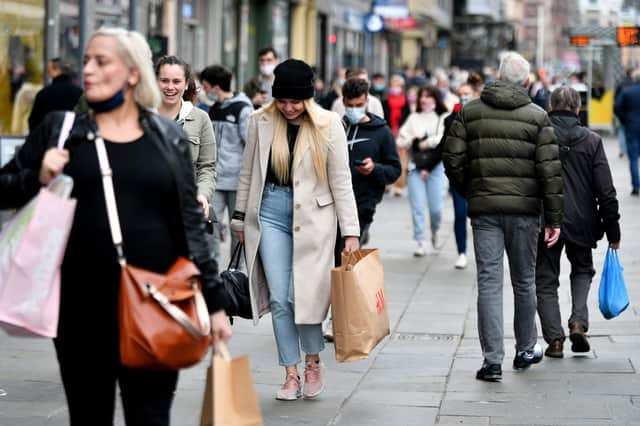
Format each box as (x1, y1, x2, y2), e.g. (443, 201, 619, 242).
(264, 99, 332, 184)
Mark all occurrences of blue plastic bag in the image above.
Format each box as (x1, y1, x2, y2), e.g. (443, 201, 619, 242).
(598, 248, 629, 319)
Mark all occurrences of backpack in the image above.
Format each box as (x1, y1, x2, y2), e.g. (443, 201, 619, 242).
(208, 100, 250, 141)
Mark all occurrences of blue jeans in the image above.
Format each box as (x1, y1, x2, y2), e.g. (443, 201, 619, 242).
(259, 183, 324, 366)
(618, 125, 627, 156)
(407, 163, 446, 241)
(627, 133, 640, 192)
(451, 188, 468, 254)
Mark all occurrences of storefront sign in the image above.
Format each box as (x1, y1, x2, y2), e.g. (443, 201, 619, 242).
(384, 17, 418, 31)
(364, 14, 385, 33)
(373, 0, 408, 19)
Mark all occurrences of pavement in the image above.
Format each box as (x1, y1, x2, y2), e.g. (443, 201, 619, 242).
(1, 136, 639, 426)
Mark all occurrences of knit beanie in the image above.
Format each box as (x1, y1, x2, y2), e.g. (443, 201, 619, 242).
(272, 59, 314, 100)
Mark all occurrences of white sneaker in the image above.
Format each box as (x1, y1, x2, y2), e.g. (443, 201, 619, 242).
(455, 253, 468, 269)
(322, 318, 334, 342)
(413, 241, 426, 257)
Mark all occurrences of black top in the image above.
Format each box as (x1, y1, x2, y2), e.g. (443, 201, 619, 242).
(28, 75, 83, 132)
(59, 133, 184, 337)
(265, 123, 299, 186)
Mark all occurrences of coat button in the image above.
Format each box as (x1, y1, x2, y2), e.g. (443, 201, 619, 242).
(295, 203, 301, 209)
(294, 226, 301, 232)
(294, 180, 300, 186)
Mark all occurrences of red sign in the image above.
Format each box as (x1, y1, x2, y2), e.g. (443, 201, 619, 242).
(617, 27, 640, 46)
(384, 17, 418, 31)
(569, 35, 590, 46)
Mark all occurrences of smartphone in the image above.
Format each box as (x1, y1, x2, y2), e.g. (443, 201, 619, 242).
(353, 159, 366, 166)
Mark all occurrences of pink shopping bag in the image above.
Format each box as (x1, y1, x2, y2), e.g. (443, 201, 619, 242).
(0, 183, 76, 337)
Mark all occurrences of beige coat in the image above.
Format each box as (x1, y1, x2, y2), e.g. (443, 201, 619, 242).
(231, 105, 360, 325)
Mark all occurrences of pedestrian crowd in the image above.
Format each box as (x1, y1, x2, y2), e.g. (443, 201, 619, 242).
(0, 26, 633, 424)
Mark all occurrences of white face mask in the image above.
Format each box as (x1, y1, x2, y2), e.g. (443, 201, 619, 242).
(260, 64, 276, 77)
(345, 107, 366, 124)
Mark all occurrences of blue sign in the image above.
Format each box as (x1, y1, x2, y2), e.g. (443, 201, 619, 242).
(364, 14, 385, 33)
(373, 0, 408, 19)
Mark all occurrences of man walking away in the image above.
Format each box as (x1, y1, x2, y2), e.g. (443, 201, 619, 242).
(200, 65, 254, 267)
(614, 68, 640, 196)
(443, 52, 563, 382)
(324, 77, 401, 341)
(537, 87, 621, 359)
(28, 58, 83, 132)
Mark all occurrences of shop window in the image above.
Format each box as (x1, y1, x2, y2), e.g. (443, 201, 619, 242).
(1, 0, 45, 135)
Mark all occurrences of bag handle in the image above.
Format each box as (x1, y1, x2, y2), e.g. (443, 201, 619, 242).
(227, 242, 244, 270)
(215, 341, 232, 361)
(96, 133, 210, 339)
(343, 249, 364, 270)
(57, 112, 75, 149)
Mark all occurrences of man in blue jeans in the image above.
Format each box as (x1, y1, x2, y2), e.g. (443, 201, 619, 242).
(614, 67, 640, 196)
(443, 52, 563, 382)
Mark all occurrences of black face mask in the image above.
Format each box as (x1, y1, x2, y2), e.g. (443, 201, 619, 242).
(87, 90, 125, 113)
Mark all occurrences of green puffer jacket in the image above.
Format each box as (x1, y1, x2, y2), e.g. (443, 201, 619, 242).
(443, 80, 563, 227)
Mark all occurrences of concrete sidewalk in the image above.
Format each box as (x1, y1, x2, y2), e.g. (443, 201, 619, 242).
(1, 137, 639, 425)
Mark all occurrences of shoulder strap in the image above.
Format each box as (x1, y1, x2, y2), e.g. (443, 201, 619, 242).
(94, 134, 126, 265)
(57, 111, 76, 149)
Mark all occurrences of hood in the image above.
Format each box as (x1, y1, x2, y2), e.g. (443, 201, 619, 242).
(549, 110, 590, 147)
(344, 113, 389, 150)
(177, 100, 194, 122)
(219, 92, 252, 108)
(480, 80, 532, 110)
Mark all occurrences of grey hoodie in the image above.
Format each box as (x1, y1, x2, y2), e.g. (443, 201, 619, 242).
(208, 92, 253, 191)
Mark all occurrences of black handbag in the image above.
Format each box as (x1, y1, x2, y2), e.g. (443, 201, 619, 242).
(221, 242, 252, 319)
(410, 115, 442, 170)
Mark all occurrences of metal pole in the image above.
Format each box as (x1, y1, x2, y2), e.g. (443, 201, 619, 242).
(536, 4, 544, 70)
(129, 0, 137, 30)
(78, 0, 87, 86)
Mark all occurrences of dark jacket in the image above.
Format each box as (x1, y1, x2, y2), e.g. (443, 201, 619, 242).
(550, 111, 620, 247)
(614, 82, 640, 136)
(0, 109, 227, 312)
(343, 113, 401, 220)
(28, 75, 83, 132)
(443, 80, 563, 227)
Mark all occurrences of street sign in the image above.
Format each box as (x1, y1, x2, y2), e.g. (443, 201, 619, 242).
(570, 35, 591, 46)
(617, 27, 640, 46)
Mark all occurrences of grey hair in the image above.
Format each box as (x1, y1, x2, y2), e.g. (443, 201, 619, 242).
(89, 27, 161, 110)
(498, 52, 531, 85)
(549, 86, 581, 112)
(633, 68, 640, 82)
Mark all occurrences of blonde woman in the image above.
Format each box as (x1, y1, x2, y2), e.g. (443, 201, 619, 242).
(4, 28, 231, 424)
(156, 55, 216, 214)
(231, 59, 359, 401)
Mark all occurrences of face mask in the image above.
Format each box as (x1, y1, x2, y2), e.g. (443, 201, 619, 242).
(344, 107, 366, 124)
(87, 89, 125, 113)
(260, 64, 276, 77)
(207, 93, 218, 103)
(459, 95, 471, 106)
(438, 87, 449, 99)
(373, 83, 386, 92)
(389, 86, 402, 96)
(338, 78, 346, 87)
(421, 100, 435, 113)
(407, 94, 417, 104)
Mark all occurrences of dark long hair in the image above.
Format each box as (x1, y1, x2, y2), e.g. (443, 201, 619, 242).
(416, 85, 448, 115)
(154, 55, 193, 102)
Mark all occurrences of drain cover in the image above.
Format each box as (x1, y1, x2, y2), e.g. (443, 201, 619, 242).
(392, 333, 457, 342)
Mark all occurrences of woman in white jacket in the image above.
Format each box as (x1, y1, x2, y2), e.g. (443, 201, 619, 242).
(397, 86, 450, 257)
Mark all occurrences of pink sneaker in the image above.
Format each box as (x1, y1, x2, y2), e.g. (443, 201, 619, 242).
(276, 373, 301, 401)
(303, 361, 324, 399)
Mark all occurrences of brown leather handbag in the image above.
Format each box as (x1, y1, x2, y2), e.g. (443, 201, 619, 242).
(95, 133, 211, 370)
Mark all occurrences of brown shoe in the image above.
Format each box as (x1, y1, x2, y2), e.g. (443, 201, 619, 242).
(569, 323, 590, 353)
(545, 339, 564, 358)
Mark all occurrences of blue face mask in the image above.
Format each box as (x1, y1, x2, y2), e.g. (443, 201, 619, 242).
(345, 107, 366, 124)
(207, 93, 218, 103)
(87, 90, 125, 113)
(373, 83, 386, 92)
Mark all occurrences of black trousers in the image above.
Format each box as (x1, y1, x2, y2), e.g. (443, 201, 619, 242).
(334, 208, 373, 266)
(54, 337, 178, 426)
(535, 235, 595, 343)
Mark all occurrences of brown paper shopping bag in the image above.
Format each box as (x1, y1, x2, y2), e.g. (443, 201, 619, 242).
(200, 343, 263, 426)
(330, 249, 390, 362)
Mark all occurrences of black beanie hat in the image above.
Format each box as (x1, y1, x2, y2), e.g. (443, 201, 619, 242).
(272, 59, 315, 100)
